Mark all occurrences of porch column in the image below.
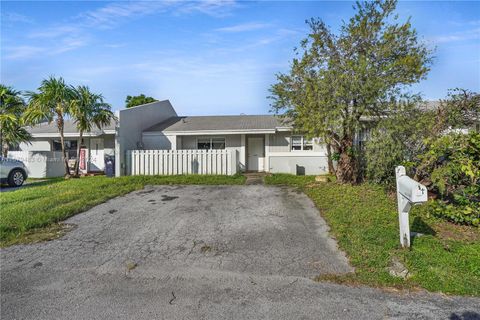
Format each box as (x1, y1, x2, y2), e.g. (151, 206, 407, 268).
(168, 135, 177, 150)
(240, 134, 246, 171)
(264, 133, 270, 172)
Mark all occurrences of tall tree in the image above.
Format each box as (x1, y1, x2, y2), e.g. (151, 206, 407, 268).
(0, 85, 31, 157)
(270, 0, 432, 183)
(24, 77, 75, 177)
(71, 86, 116, 176)
(125, 94, 157, 108)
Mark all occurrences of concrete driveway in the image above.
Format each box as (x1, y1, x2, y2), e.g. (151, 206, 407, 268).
(1, 185, 479, 319)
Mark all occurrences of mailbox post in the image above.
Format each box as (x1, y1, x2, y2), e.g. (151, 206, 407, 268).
(395, 166, 428, 248)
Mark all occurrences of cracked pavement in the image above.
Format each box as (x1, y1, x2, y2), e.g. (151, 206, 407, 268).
(1, 185, 479, 319)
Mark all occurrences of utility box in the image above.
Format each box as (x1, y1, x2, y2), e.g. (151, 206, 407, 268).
(105, 156, 115, 177)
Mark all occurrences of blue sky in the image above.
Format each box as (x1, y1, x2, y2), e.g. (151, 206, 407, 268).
(1, 1, 479, 115)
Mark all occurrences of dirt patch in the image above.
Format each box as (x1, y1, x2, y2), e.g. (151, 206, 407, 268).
(433, 221, 480, 243)
(1, 223, 76, 247)
(200, 245, 212, 253)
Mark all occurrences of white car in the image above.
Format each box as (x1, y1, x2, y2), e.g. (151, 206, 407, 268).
(0, 157, 28, 187)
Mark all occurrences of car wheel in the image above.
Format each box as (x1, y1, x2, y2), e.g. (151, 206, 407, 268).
(8, 169, 26, 187)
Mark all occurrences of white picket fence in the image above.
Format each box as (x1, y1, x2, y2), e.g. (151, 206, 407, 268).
(126, 149, 238, 176)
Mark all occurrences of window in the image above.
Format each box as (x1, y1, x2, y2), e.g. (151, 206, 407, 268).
(52, 139, 78, 159)
(197, 137, 225, 150)
(291, 135, 313, 151)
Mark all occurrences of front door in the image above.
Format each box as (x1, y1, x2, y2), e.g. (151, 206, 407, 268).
(247, 137, 264, 171)
(89, 138, 104, 172)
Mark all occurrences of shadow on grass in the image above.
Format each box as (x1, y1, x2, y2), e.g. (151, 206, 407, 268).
(411, 216, 436, 236)
(0, 178, 64, 193)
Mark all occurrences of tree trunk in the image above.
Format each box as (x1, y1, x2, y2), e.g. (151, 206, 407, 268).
(326, 143, 335, 175)
(335, 136, 358, 184)
(0, 130, 6, 157)
(57, 114, 70, 177)
(2, 143, 9, 158)
(74, 131, 83, 177)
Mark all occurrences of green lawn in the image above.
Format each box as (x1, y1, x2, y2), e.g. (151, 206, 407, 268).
(0, 174, 245, 246)
(266, 174, 480, 296)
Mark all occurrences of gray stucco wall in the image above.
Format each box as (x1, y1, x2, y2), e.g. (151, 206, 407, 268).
(268, 132, 328, 175)
(142, 134, 175, 150)
(269, 132, 326, 153)
(103, 134, 115, 156)
(269, 132, 290, 152)
(115, 100, 177, 176)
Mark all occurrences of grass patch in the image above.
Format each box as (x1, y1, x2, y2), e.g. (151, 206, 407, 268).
(0, 174, 245, 247)
(266, 174, 480, 296)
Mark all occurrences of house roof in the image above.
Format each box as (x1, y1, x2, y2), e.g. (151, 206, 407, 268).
(143, 115, 291, 134)
(26, 119, 116, 137)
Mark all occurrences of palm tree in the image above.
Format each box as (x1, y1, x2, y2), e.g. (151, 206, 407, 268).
(0, 85, 31, 157)
(71, 86, 116, 176)
(24, 77, 75, 177)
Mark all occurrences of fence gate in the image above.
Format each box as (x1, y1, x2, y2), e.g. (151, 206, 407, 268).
(126, 149, 237, 176)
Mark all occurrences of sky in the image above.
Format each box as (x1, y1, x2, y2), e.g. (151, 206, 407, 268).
(1, 1, 479, 116)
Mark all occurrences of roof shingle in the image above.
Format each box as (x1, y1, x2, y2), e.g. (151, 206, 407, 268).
(144, 115, 289, 132)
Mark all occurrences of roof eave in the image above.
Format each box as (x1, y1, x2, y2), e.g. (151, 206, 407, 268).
(31, 131, 114, 138)
(143, 128, 279, 136)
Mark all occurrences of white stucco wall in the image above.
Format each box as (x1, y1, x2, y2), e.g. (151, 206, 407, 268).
(18, 139, 51, 151)
(115, 100, 177, 176)
(8, 151, 65, 178)
(268, 154, 329, 175)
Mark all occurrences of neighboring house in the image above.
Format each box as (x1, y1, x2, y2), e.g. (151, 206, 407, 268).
(141, 115, 329, 175)
(14, 119, 116, 173)
(10, 100, 329, 177)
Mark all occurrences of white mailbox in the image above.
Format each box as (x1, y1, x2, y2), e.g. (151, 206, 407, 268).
(395, 166, 428, 248)
(397, 175, 428, 204)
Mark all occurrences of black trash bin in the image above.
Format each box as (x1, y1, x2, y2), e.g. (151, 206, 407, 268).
(104, 156, 115, 177)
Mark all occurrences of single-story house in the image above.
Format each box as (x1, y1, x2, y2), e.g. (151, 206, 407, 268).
(10, 100, 329, 177)
(140, 115, 328, 174)
(13, 99, 475, 178)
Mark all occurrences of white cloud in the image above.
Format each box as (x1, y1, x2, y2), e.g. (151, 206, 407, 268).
(4, 45, 46, 60)
(79, 1, 172, 28)
(29, 26, 82, 39)
(2, 12, 34, 24)
(10, 0, 238, 60)
(215, 22, 271, 32)
(77, 0, 237, 29)
(104, 43, 127, 48)
(4, 36, 89, 60)
(433, 27, 480, 43)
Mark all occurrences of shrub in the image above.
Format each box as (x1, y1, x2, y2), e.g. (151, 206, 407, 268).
(364, 98, 434, 186)
(418, 132, 480, 226)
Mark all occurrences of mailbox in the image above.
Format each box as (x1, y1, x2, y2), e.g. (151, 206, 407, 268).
(395, 166, 428, 248)
(397, 175, 428, 204)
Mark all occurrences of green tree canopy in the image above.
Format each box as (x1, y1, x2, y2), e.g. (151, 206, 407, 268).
(24, 76, 75, 176)
(125, 94, 157, 108)
(0, 85, 31, 157)
(71, 85, 116, 176)
(270, 0, 433, 183)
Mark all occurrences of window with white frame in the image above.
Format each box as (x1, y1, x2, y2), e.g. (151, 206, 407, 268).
(197, 137, 226, 150)
(291, 135, 313, 151)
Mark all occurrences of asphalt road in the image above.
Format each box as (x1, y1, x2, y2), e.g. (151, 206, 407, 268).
(1, 185, 479, 319)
